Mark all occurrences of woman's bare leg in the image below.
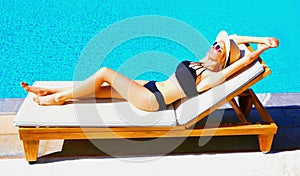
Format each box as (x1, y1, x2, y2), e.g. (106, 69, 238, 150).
(21, 80, 147, 99)
(21, 82, 68, 96)
(21, 81, 122, 98)
(78, 84, 123, 99)
(84, 80, 148, 99)
(33, 68, 158, 111)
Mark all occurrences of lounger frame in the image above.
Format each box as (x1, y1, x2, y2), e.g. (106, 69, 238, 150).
(17, 44, 278, 163)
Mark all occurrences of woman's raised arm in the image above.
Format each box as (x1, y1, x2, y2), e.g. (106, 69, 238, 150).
(196, 38, 279, 93)
(222, 39, 279, 81)
(230, 34, 279, 47)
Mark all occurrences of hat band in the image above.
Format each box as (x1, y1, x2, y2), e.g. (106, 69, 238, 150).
(225, 53, 231, 67)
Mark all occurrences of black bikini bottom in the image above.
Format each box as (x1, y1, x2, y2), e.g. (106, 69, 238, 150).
(143, 81, 167, 111)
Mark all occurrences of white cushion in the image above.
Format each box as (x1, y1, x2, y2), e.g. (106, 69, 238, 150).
(14, 81, 177, 127)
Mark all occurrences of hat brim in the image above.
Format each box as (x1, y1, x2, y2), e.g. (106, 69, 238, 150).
(215, 30, 230, 68)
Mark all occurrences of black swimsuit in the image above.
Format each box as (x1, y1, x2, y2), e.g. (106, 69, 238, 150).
(143, 81, 167, 111)
(175, 60, 207, 97)
(144, 60, 207, 111)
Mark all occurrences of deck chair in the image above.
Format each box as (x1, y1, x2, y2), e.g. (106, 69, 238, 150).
(14, 44, 278, 163)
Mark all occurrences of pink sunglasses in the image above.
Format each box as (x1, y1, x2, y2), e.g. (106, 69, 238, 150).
(212, 42, 223, 53)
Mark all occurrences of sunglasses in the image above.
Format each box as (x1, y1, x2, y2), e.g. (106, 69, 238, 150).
(212, 42, 223, 53)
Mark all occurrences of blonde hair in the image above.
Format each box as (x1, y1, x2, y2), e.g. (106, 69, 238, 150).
(220, 45, 227, 70)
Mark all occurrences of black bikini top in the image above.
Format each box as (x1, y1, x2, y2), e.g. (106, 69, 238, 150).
(175, 60, 207, 97)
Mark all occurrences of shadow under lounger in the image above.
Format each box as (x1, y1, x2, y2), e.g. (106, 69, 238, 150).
(14, 44, 278, 163)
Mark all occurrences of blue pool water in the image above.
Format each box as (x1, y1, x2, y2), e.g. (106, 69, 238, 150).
(1, 0, 299, 98)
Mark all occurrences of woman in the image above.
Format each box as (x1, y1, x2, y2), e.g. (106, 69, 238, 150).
(21, 30, 279, 111)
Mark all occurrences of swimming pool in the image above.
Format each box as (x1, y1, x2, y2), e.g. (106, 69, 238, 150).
(1, 0, 299, 98)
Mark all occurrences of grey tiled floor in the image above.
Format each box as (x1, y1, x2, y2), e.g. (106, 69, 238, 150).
(0, 98, 24, 114)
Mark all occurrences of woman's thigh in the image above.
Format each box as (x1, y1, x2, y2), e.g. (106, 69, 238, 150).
(92, 79, 158, 111)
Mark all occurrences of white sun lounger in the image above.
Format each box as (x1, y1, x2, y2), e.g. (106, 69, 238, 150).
(14, 44, 278, 163)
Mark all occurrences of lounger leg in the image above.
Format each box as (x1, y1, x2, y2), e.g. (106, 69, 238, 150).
(249, 89, 274, 123)
(258, 134, 274, 153)
(238, 89, 253, 116)
(229, 99, 248, 124)
(22, 140, 39, 163)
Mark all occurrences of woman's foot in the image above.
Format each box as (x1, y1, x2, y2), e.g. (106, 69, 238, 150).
(21, 82, 57, 96)
(33, 93, 67, 106)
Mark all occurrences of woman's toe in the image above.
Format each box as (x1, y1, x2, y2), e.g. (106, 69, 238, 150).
(33, 97, 39, 104)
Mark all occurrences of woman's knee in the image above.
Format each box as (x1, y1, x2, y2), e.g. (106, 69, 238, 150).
(96, 67, 109, 75)
(95, 67, 115, 81)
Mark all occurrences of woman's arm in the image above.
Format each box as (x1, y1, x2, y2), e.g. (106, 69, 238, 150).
(230, 34, 279, 47)
(196, 39, 279, 92)
(221, 43, 275, 79)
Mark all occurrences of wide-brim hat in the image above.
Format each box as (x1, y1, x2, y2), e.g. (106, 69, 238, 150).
(215, 30, 240, 68)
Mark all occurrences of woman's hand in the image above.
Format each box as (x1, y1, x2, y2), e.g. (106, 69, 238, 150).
(262, 37, 279, 48)
(258, 38, 279, 51)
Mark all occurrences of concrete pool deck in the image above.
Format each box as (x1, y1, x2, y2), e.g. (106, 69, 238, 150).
(0, 93, 300, 175)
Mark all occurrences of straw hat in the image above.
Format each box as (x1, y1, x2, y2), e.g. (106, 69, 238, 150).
(215, 30, 240, 67)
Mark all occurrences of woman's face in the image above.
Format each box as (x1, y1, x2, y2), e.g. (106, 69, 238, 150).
(206, 40, 226, 64)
